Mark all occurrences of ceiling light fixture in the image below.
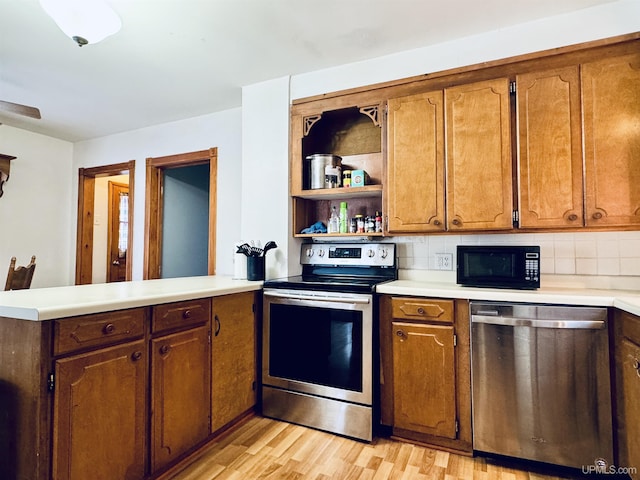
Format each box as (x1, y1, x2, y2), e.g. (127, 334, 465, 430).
(39, 0, 122, 47)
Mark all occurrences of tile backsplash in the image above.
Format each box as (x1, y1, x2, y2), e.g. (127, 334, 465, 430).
(394, 230, 640, 277)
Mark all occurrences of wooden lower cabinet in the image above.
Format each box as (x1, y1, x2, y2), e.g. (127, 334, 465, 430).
(380, 296, 472, 454)
(210, 291, 257, 433)
(150, 325, 211, 472)
(52, 340, 147, 480)
(615, 310, 640, 479)
(392, 322, 456, 438)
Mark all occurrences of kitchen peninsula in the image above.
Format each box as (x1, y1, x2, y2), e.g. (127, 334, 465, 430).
(0, 276, 262, 480)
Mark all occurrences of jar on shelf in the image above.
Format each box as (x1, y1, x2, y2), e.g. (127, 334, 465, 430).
(342, 170, 352, 188)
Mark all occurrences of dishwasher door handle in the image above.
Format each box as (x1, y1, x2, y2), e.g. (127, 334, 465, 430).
(471, 315, 606, 329)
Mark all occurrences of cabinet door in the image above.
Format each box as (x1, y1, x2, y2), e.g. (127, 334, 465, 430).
(582, 53, 640, 227)
(387, 91, 445, 232)
(211, 292, 256, 432)
(53, 340, 146, 480)
(517, 66, 584, 228)
(619, 337, 640, 478)
(392, 321, 456, 439)
(151, 326, 210, 472)
(445, 78, 513, 231)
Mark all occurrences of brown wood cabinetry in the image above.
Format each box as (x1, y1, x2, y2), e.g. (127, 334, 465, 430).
(290, 97, 386, 237)
(210, 291, 257, 433)
(379, 296, 472, 454)
(517, 66, 584, 229)
(150, 325, 211, 472)
(615, 310, 640, 479)
(583, 53, 640, 227)
(387, 91, 445, 233)
(445, 78, 514, 231)
(0, 290, 258, 480)
(53, 340, 147, 480)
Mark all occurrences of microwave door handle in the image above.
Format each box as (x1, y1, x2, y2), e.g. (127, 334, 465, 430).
(265, 291, 370, 305)
(471, 315, 605, 330)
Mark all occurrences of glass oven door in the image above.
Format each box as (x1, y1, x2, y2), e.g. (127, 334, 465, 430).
(262, 289, 373, 405)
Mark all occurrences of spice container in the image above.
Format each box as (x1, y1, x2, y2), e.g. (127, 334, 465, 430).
(342, 170, 351, 188)
(355, 214, 365, 233)
(375, 211, 383, 233)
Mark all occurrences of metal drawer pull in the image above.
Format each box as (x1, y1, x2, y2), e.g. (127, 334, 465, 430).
(102, 323, 115, 334)
(182, 309, 191, 319)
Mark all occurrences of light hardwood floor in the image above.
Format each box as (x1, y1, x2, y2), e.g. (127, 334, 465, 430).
(168, 416, 580, 480)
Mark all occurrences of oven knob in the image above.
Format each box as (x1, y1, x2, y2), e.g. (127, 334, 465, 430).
(306, 248, 314, 257)
(367, 249, 375, 258)
(379, 249, 388, 259)
(318, 249, 325, 257)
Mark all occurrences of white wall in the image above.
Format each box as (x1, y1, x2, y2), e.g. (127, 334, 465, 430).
(0, 126, 74, 287)
(73, 108, 243, 280)
(242, 0, 640, 280)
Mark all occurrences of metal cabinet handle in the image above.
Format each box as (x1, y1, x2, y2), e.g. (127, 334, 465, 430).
(395, 329, 407, 340)
(417, 307, 425, 315)
(103, 323, 115, 335)
(433, 219, 441, 226)
(214, 314, 221, 337)
(182, 309, 191, 319)
(131, 351, 142, 362)
(592, 212, 603, 220)
(567, 213, 578, 222)
(633, 359, 640, 377)
(452, 218, 461, 226)
(159, 345, 170, 355)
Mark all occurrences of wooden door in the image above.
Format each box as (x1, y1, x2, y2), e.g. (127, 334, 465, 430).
(445, 78, 513, 231)
(387, 91, 446, 233)
(211, 292, 256, 433)
(392, 321, 456, 439)
(582, 53, 640, 227)
(517, 66, 584, 228)
(108, 181, 129, 282)
(52, 340, 146, 480)
(151, 326, 210, 472)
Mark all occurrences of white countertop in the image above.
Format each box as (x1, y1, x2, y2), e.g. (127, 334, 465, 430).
(376, 280, 640, 317)
(0, 276, 263, 321)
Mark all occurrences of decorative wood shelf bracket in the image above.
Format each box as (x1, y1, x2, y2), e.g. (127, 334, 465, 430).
(0, 154, 16, 198)
(359, 105, 380, 127)
(303, 115, 322, 137)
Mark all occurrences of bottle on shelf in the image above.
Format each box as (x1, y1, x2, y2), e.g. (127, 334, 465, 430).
(328, 205, 340, 233)
(339, 201, 348, 234)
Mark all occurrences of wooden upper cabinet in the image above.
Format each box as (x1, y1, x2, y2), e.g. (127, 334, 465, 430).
(582, 53, 640, 227)
(387, 91, 446, 233)
(517, 66, 584, 228)
(445, 78, 513, 231)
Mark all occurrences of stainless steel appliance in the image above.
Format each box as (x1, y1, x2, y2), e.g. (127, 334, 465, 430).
(262, 241, 397, 441)
(457, 245, 540, 289)
(471, 302, 613, 469)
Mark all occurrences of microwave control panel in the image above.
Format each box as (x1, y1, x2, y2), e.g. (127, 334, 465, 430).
(525, 252, 540, 283)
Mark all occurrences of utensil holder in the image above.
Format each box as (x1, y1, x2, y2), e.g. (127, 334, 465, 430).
(247, 256, 265, 281)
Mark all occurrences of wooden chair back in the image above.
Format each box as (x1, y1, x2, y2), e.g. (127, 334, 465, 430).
(5, 255, 36, 291)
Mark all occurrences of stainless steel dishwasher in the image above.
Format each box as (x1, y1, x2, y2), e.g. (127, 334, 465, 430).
(470, 302, 613, 469)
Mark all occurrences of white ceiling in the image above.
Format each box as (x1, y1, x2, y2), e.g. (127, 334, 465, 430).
(0, 0, 619, 142)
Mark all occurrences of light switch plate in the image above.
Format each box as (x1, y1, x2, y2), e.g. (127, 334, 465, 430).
(435, 253, 453, 270)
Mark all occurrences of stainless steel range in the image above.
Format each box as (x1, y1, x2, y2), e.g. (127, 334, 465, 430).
(262, 241, 397, 441)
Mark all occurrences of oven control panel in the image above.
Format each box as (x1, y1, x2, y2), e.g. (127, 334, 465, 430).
(300, 242, 396, 267)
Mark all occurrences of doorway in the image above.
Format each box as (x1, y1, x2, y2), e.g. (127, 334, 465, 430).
(144, 148, 217, 279)
(76, 161, 135, 285)
(107, 181, 129, 282)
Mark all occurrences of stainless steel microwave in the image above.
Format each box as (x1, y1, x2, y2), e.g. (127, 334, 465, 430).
(456, 245, 540, 289)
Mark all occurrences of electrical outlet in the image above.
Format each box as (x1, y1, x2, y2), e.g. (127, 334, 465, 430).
(435, 253, 453, 271)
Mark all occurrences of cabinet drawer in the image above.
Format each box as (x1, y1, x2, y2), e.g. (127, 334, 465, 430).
(391, 297, 454, 323)
(152, 298, 211, 334)
(54, 308, 146, 356)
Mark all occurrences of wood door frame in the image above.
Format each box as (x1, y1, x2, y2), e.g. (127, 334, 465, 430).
(76, 161, 135, 285)
(144, 148, 217, 280)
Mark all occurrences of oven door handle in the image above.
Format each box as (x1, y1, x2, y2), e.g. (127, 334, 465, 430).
(264, 291, 370, 305)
